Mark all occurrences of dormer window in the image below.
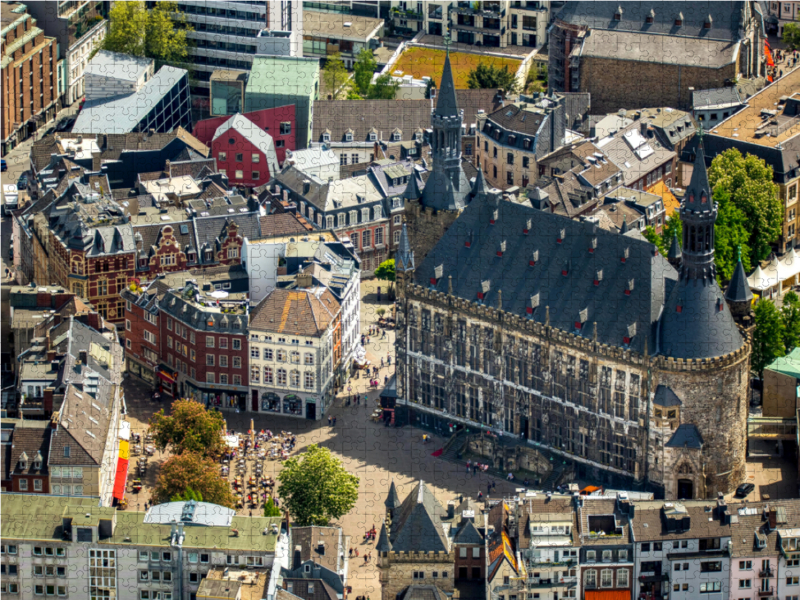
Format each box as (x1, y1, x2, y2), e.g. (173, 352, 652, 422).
(323, 133, 330, 143)
(345, 131, 353, 142)
(392, 130, 402, 142)
(18, 452, 28, 471)
(369, 132, 377, 142)
(704, 15, 712, 29)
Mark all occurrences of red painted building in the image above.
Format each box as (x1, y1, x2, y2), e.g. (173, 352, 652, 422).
(194, 106, 296, 167)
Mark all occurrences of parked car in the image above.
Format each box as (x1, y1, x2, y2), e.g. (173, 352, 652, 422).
(56, 118, 75, 132)
(17, 173, 28, 190)
(735, 483, 755, 498)
(1, 159, 6, 172)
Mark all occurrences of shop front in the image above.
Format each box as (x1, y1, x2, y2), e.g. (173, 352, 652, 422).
(157, 366, 178, 398)
(260, 392, 281, 413)
(126, 356, 156, 386)
(283, 394, 303, 417)
(185, 380, 248, 411)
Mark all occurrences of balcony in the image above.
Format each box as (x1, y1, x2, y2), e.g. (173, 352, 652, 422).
(759, 588, 775, 597)
(639, 573, 670, 584)
(527, 578, 577, 589)
(529, 559, 575, 567)
(451, 5, 503, 19)
(390, 8, 423, 21)
(759, 568, 775, 578)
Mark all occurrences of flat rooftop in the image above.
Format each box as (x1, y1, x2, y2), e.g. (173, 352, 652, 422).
(303, 11, 384, 41)
(710, 68, 800, 147)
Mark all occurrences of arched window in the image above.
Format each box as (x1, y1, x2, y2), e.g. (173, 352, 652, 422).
(678, 463, 693, 474)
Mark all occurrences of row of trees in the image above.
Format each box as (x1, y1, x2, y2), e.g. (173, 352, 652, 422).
(148, 399, 358, 526)
(642, 148, 781, 285)
(100, 2, 189, 68)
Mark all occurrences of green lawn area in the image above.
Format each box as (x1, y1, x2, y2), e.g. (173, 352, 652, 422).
(392, 47, 521, 89)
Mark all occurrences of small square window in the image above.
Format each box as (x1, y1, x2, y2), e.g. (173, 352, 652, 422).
(235, 153, 243, 162)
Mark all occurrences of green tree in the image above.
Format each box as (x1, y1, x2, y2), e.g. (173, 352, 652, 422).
(708, 148, 781, 266)
(467, 62, 518, 94)
(322, 53, 350, 100)
(374, 258, 396, 282)
(424, 78, 435, 99)
(102, 1, 189, 67)
(713, 187, 752, 284)
(783, 22, 800, 51)
(368, 73, 401, 100)
(154, 452, 235, 508)
(353, 49, 377, 96)
(642, 226, 667, 255)
(149, 399, 226, 459)
(782, 291, 800, 351)
(662, 214, 683, 251)
(263, 497, 282, 517)
(170, 487, 203, 502)
(752, 299, 786, 377)
(277, 444, 359, 526)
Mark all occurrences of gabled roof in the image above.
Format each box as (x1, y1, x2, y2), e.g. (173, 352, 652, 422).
(666, 424, 704, 449)
(452, 519, 483, 545)
(555, 1, 745, 41)
(435, 50, 459, 119)
(725, 250, 753, 304)
(249, 289, 339, 337)
(653, 385, 683, 407)
(213, 113, 279, 178)
(386, 480, 402, 509)
(389, 481, 449, 553)
(2, 426, 51, 480)
(416, 192, 677, 355)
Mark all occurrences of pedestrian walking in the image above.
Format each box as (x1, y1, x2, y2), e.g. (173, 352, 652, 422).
(355, 548, 359, 557)
(328, 416, 332, 426)
(364, 555, 368, 564)
(368, 552, 372, 561)
(333, 416, 337, 426)
(381, 358, 384, 368)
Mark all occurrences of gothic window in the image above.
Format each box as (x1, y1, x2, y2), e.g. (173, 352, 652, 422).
(484, 328, 494, 349)
(579, 359, 589, 381)
(628, 374, 641, 422)
(678, 463, 693, 475)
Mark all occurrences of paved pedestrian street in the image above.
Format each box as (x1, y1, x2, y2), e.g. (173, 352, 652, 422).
(121, 279, 521, 598)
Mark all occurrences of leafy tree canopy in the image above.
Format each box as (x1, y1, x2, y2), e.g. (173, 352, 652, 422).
(171, 487, 203, 502)
(149, 399, 226, 458)
(102, 1, 189, 67)
(322, 53, 350, 100)
(155, 452, 235, 508)
(277, 444, 359, 526)
(783, 22, 800, 51)
(353, 49, 377, 96)
(374, 259, 396, 282)
(752, 299, 786, 377)
(263, 497, 282, 517)
(782, 291, 800, 352)
(467, 62, 517, 94)
(708, 148, 781, 267)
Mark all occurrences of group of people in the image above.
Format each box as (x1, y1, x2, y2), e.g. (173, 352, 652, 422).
(466, 459, 490, 475)
(770, 48, 798, 80)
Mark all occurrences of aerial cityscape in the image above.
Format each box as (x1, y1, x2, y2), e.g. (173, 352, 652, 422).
(1, 1, 800, 599)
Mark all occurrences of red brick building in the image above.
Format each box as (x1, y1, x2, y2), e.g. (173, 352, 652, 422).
(194, 106, 296, 166)
(0, 423, 51, 494)
(123, 266, 251, 405)
(1, 2, 59, 153)
(47, 193, 136, 326)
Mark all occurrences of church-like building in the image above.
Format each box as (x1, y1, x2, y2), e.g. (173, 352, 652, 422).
(397, 49, 754, 499)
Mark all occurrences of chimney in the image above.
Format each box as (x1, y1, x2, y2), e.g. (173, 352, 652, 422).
(769, 507, 778, 529)
(447, 501, 455, 519)
(43, 388, 54, 414)
(78, 350, 88, 365)
(36, 290, 53, 308)
(293, 545, 302, 570)
(47, 350, 57, 362)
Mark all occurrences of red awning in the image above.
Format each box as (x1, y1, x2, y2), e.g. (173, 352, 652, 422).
(585, 591, 633, 600)
(158, 370, 175, 384)
(112, 457, 129, 500)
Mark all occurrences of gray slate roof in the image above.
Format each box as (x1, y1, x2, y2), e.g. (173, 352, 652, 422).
(555, 1, 745, 41)
(389, 481, 449, 553)
(666, 424, 704, 449)
(725, 255, 753, 304)
(653, 385, 683, 407)
(415, 193, 678, 355)
(692, 87, 742, 110)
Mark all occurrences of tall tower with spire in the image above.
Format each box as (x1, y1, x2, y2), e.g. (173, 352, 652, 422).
(402, 43, 471, 265)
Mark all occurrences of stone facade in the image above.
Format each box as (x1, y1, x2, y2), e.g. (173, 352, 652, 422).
(578, 56, 739, 116)
(377, 551, 455, 600)
(403, 203, 461, 270)
(395, 276, 751, 499)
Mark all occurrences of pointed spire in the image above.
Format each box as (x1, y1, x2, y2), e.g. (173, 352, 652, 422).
(684, 141, 712, 211)
(668, 231, 682, 261)
(395, 224, 415, 273)
(435, 49, 459, 118)
(385, 480, 402, 509)
(471, 168, 489, 198)
(620, 214, 628, 234)
(402, 172, 422, 201)
(376, 522, 392, 552)
(725, 246, 754, 304)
